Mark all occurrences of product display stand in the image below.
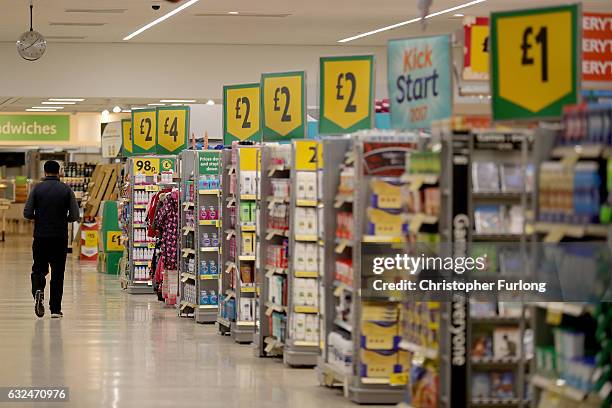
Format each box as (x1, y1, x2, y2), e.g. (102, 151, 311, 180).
(527, 110, 612, 407)
(318, 133, 420, 404)
(254, 144, 291, 357)
(178, 150, 222, 322)
(125, 155, 177, 295)
(399, 139, 451, 408)
(231, 145, 260, 343)
(218, 149, 235, 335)
(284, 140, 322, 367)
(438, 122, 536, 408)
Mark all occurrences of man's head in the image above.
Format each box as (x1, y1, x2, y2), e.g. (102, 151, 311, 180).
(44, 160, 61, 176)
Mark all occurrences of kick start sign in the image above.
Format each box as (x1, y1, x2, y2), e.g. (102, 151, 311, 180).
(583, 12, 612, 85)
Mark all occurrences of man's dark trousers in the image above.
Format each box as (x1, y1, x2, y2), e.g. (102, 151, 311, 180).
(31, 237, 68, 314)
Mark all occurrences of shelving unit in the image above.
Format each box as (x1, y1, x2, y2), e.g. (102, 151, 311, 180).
(225, 144, 260, 343)
(124, 155, 178, 295)
(254, 144, 291, 357)
(438, 124, 535, 408)
(178, 150, 222, 322)
(218, 149, 235, 335)
(284, 140, 322, 367)
(317, 132, 421, 404)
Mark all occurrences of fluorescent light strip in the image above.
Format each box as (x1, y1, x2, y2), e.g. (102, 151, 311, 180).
(41, 101, 76, 105)
(32, 106, 63, 109)
(338, 0, 487, 43)
(123, 0, 200, 41)
(148, 103, 166, 106)
(26, 109, 58, 112)
(160, 99, 196, 103)
(48, 98, 85, 102)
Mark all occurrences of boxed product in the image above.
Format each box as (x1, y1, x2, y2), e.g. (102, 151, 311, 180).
(305, 243, 317, 272)
(240, 171, 256, 195)
(240, 263, 253, 284)
(242, 232, 255, 255)
(240, 202, 251, 223)
(360, 349, 398, 378)
(493, 327, 521, 359)
(490, 372, 515, 398)
(239, 298, 254, 321)
(370, 178, 402, 210)
(472, 162, 500, 192)
(297, 171, 317, 201)
(366, 208, 407, 237)
(472, 332, 493, 358)
(294, 243, 307, 272)
(471, 372, 491, 398)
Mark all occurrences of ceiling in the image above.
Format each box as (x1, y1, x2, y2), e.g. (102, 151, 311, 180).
(0, 96, 216, 113)
(0, 0, 609, 47)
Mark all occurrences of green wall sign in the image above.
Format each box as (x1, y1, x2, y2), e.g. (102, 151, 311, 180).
(0, 115, 70, 141)
(199, 151, 221, 175)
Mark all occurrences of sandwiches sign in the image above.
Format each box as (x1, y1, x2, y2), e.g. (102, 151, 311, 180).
(388, 35, 452, 130)
(0, 114, 70, 141)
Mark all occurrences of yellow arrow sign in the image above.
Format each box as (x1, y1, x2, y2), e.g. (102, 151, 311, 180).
(121, 119, 133, 156)
(320, 55, 374, 134)
(491, 4, 580, 120)
(157, 107, 189, 154)
(224, 83, 261, 145)
(132, 109, 157, 154)
(294, 140, 319, 172)
(261, 71, 305, 141)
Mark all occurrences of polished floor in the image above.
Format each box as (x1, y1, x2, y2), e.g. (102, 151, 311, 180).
(0, 235, 372, 408)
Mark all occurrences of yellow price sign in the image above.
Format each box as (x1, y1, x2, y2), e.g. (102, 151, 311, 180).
(223, 83, 261, 145)
(491, 5, 579, 120)
(389, 372, 408, 386)
(320, 55, 374, 134)
(84, 230, 98, 248)
(133, 157, 160, 176)
(261, 71, 305, 141)
(107, 231, 124, 251)
(294, 140, 319, 171)
(132, 109, 157, 154)
(121, 119, 133, 156)
(238, 146, 259, 172)
(157, 107, 189, 154)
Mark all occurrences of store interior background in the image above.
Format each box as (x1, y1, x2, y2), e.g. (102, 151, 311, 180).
(0, 1, 611, 408)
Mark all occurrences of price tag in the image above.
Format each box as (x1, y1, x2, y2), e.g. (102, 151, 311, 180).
(133, 157, 160, 176)
(84, 230, 98, 248)
(107, 231, 124, 251)
(320, 55, 374, 134)
(132, 109, 157, 154)
(389, 372, 408, 386)
(261, 71, 306, 141)
(491, 4, 580, 120)
(546, 308, 563, 325)
(223, 83, 261, 145)
(156, 107, 189, 154)
(463, 17, 490, 80)
(121, 119, 133, 156)
(295, 140, 319, 171)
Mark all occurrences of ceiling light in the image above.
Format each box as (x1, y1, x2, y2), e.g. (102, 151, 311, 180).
(48, 98, 85, 102)
(26, 109, 58, 112)
(32, 106, 63, 109)
(160, 99, 196, 103)
(123, 0, 200, 41)
(121, 110, 131, 113)
(228, 11, 239, 15)
(453, 13, 465, 17)
(112, 106, 122, 113)
(41, 101, 76, 105)
(338, 0, 487, 42)
(148, 103, 165, 106)
(102, 109, 110, 115)
(206, 99, 215, 105)
(171, 103, 183, 106)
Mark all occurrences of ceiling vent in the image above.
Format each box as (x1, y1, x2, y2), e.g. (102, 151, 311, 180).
(49, 22, 106, 27)
(194, 12, 291, 18)
(45, 36, 87, 40)
(65, 9, 127, 14)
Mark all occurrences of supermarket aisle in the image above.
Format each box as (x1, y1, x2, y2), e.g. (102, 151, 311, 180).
(0, 236, 358, 408)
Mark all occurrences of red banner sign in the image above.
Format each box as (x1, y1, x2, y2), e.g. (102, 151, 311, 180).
(582, 12, 612, 83)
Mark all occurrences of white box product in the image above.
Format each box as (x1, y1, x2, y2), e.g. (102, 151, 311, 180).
(294, 313, 306, 341)
(305, 243, 317, 272)
(294, 243, 307, 271)
(296, 172, 308, 200)
(240, 298, 254, 321)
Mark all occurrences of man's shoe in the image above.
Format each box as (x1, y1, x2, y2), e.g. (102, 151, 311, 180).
(34, 290, 45, 318)
(50, 312, 63, 319)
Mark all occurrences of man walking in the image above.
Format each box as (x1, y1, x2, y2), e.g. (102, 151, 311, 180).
(24, 160, 80, 318)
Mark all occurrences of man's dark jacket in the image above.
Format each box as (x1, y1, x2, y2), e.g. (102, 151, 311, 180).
(23, 176, 81, 238)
